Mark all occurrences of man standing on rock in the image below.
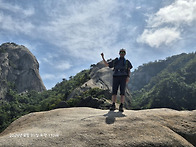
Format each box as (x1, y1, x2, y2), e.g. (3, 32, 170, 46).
(101, 49, 133, 112)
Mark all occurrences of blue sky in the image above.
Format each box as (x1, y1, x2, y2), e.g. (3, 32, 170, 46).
(0, 0, 196, 89)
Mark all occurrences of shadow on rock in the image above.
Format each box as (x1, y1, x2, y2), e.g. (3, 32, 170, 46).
(103, 111, 126, 124)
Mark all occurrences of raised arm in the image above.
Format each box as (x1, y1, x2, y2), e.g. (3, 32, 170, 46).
(101, 53, 109, 67)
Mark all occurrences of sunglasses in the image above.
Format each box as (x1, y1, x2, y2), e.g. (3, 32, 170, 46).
(119, 51, 126, 54)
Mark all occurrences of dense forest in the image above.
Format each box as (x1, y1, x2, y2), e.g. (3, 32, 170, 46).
(0, 52, 196, 133)
(130, 53, 196, 110)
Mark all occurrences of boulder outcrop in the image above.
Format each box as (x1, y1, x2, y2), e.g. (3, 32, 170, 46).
(0, 107, 195, 147)
(0, 42, 46, 98)
(68, 61, 132, 108)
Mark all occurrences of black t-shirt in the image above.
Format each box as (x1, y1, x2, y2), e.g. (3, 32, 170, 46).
(108, 57, 133, 76)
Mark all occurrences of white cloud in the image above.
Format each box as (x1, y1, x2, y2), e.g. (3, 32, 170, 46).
(0, 0, 35, 17)
(138, 0, 196, 48)
(55, 62, 72, 71)
(1, 0, 136, 62)
(0, 12, 34, 33)
(42, 73, 56, 80)
(37, 0, 133, 61)
(0, 1, 35, 35)
(40, 53, 72, 71)
(148, 0, 196, 27)
(138, 27, 181, 48)
(136, 6, 141, 10)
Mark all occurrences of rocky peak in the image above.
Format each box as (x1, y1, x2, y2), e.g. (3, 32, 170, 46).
(0, 42, 46, 99)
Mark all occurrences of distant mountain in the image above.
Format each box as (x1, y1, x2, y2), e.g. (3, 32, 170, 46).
(0, 42, 46, 99)
(129, 53, 196, 110)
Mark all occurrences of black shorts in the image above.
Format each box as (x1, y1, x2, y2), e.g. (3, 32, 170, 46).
(112, 76, 127, 95)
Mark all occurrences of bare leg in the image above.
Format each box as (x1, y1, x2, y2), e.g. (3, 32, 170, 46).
(120, 95, 125, 104)
(112, 95, 117, 103)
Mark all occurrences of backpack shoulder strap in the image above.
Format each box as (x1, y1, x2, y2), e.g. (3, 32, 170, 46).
(125, 59, 129, 69)
(113, 58, 119, 67)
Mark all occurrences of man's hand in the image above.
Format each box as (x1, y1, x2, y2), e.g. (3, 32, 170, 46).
(101, 53, 104, 58)
(126, 77, 130, 84)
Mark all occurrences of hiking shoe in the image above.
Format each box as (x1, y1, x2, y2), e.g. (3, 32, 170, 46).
(119, 103, 124, 112)
(110, 103, 116, 111)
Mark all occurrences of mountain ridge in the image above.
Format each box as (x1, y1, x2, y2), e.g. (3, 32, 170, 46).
(129, 53, 196, 91)
(130, 52, 196, 110)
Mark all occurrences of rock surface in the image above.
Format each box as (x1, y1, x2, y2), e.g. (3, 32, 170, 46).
(0, 42, 46, 98)
(0, 107, 195, 147)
